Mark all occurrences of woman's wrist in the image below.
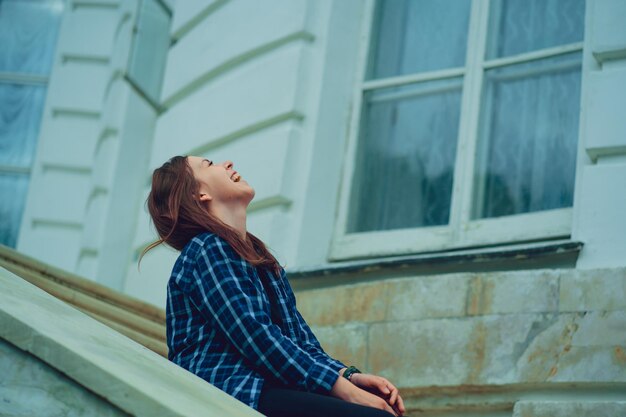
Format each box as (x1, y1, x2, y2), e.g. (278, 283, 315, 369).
(330, 371, 354, 400)
(342, 365, 362, 382)
(337, 366, 363, 387)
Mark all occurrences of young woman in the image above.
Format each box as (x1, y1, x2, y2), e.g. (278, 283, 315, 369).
(143, 155, 405, 417)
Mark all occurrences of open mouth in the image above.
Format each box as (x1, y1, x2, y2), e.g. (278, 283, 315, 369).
(231, 173, 241, 182)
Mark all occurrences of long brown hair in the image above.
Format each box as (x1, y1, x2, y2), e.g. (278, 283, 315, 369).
(139, 155, 280, 272)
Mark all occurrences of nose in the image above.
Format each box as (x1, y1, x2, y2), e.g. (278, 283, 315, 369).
(221, 160, 233, 170)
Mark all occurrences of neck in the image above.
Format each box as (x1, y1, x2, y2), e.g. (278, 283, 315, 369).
(210, 203, 248, 239)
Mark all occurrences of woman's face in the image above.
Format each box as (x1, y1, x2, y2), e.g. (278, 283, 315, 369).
(187, 155, 255, 206)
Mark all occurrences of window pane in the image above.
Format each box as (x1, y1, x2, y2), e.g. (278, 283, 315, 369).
(487, 0, 585, 59)
(0, 0, 63, 75)
(127, 0, 171, 103)
(348, 78, 462, 233)
(0, 83, 47, 168)
(472, 53, 582, 219)
(367, 0, 471, 79)
(0, 172, 29, 247)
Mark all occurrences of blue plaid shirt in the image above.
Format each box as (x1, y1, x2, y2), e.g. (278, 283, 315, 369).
(166, 232, 345, 409)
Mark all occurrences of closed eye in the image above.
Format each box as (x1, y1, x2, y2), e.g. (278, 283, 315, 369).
(203, 159, 213, 167)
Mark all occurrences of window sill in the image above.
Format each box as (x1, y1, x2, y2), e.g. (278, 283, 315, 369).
(287, 239, 583, 286)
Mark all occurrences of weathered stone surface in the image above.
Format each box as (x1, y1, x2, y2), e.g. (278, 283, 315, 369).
(474, 314, 554, 384)
(475, 270, 559, 315)
(560, 268, 626, 312)
(299, 269, 561, 328)
(513, 400, 626, 417)
(551, 345, 626, 382)
(295, 265, 626, 403)
(0, 339, 129, 417)
(296, 281, 387, 326)
(385, 274, 468, 320)
(367, 311, 626, 388)
(571, 311, 626, 346)
(367, 318, 475, 387)
(311, 323, 368, 367)
(486, 311, 626, 384)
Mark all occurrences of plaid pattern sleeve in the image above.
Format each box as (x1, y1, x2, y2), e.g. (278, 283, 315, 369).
(279, 271, 347, 372)
(173, 233, 341, 397)
(293, 308, 347, 372)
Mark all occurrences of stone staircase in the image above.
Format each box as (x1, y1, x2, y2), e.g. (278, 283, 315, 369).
(0, 244, 167, 357)
(0, 244, 261, 417)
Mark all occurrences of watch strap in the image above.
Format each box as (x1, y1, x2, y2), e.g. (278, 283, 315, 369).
(342, 366, 361, 381)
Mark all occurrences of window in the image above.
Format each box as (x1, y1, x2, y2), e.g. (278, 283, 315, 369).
(126, 0, 171, 108)
(0, 0, 63, 247)
(332, 0, 585, 260)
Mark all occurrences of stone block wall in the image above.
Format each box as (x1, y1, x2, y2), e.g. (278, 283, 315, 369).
(294, 267, 626, 415)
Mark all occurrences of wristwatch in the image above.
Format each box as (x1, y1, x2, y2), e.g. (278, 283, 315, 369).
(342, 366, 361, 381)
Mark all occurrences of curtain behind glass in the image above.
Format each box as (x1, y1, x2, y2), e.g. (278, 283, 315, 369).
(347, 0, 471, 233)
(486, 0, 585, 59)
(127, 0, 170, 103)
(348, 0, 471, 233)
(0, 173, 29, 247)
(368, 0, 471, 78)
(473, 53, 582, 218)
(0, 84, 47, 167)
(0, 0, 62, 74)
(0, 0, 63, 247)
(473, 0, 585, 220)
(348, 80, 462, 233)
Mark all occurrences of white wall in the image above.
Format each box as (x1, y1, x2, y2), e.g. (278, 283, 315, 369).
(19, 0, 157, 291)
(125, 0, 337, 304)
(572, 0, 626, 269)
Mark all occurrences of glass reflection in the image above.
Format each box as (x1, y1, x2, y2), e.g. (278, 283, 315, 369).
(0, 0, 63, 74)
(348, 78, 462, 232)
(368, 0, 471, 79)
(473, 53, 582, 219)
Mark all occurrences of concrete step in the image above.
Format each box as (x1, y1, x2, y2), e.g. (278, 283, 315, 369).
(0, 265, 261, 416)
(513, 400, 626, 417)
(0, 244, 167, 357)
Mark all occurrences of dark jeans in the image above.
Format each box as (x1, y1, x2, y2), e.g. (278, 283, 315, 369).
(257, 385, 395, 417)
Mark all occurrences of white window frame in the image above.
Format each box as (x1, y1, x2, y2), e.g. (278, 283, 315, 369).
(331, 0, 583, 261)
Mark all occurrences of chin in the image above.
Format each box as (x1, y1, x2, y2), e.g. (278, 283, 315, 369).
(244, 187, 255, 204)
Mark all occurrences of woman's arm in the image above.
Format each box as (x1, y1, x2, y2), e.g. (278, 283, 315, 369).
(292, 308, 346, 370)
(285, 273, 404, 415)
(175, 235, 340, 394)
(279, 270, 346, 370)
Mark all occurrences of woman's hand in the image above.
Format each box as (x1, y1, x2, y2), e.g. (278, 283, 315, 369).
(350, 373, 405, 416)
(330, 374, 399, 416)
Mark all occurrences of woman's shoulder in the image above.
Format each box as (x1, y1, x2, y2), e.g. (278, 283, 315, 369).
(179, 231, 242, 263)
(170, 233, 234, 281)
(183, 231, 220, 251)
(187, 230, 241, 249)
(171, 232, 214, 267)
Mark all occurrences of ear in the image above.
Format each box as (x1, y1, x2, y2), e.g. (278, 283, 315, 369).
(199, 193, 212, 202)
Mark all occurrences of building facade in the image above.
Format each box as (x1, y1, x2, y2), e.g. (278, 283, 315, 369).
(4, 0, 626, 415)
